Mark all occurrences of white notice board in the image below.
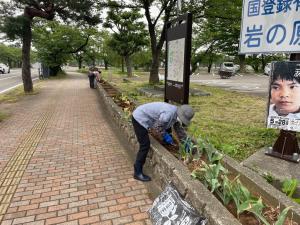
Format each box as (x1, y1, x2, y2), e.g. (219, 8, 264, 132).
(240, 0, 300, 54)
(167, 38, 185, 82)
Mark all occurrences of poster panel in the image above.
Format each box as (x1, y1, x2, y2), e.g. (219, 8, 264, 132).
(240, 0, 300, 54)
(165, 13, 192, 104)
(267, 61, 300, 132)
(167, 38, 185, 83)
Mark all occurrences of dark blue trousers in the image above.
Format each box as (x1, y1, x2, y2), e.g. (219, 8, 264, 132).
(88, 75, 95, 88)
(132, 116, 150, 167)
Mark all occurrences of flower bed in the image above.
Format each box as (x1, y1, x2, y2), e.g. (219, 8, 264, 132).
(96, 80, 300, 225)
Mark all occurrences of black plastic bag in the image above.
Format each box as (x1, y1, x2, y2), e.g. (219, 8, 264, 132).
(148, 184, 207, 225)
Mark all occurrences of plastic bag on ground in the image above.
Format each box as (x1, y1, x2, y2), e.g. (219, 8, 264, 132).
(148, 184, 207, 225)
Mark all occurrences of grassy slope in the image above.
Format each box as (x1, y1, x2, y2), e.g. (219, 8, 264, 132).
(100, 69, 282, 161)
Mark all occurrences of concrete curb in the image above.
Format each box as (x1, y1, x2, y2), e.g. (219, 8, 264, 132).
(96, 82, 299, 224)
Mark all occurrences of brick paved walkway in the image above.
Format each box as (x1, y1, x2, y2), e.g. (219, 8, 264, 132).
(0, 73, 153, 225)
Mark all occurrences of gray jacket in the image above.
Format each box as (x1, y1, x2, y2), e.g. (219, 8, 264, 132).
(132, 102, 187, 141)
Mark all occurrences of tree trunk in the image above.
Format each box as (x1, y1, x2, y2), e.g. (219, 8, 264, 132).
(104, 60, 108, 70)
(261, 54, 265, 71)
(121, 57, 124, 72)
(7, 58, 12, 69)
(22, 16, 33, 93)
(191, 64, 197, 73)
(208, 57, 213, 73)
(238, 54, 246, 73)
(78, 57, 82, 69)
(125, 55, 132, 77)
(208, 64, 212, 73)
(149, 51, 160, 83)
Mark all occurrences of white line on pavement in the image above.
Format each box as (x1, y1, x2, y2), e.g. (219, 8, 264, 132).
(0, 75, 19, 81)
(0, 78, 39, 94)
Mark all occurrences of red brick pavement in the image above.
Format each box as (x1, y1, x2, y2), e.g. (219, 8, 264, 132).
(0, 74, 153, 225)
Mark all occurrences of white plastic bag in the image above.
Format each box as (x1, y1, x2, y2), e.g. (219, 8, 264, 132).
(148, 184, 207, 225)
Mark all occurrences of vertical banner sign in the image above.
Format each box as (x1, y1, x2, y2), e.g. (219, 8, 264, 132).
(165, 13, 192, 104)
(240, 0, 300, 54)
(267, 61, 300, 132)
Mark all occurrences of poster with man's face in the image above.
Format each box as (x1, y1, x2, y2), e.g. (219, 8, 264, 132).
(266, 61, 300, 132)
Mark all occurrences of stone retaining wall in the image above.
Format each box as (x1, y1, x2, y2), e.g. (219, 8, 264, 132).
(96, 82, 300, 225)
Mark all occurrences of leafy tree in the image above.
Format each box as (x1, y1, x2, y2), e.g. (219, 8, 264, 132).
(96, 31, 121, 70)
(245, 55, 261, 72)
(0, 44, 22, 68)
(207, 0, 241, 55)
(107, 0, 181, 82)
(132, 48, 152, 71)
(33, 21, 95, 75)
(245, 54, 286, 73)
(191, 50, 223, 73)
(0, 0, 100, 92)
(138, 0, 177, 83)
(261, 54, 287, 70)
(80, 30, 119, 70)
(74, 45, 98, 69)
(192, 0, 242, 70)
(104, 8, 148, 77)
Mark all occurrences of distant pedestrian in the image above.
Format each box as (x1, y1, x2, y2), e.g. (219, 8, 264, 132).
(131, 102, 195, 182)
(88, 67, 95, 88)
(88, 67, 101, 89)
(94, 67, 101, 82)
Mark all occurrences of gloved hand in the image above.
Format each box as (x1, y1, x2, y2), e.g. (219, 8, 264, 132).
(184, 142, 191, 153)
(162, 132, 174, 145)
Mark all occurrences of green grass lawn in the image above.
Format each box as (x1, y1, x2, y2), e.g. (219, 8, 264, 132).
(98, 68, 283, 161)
(0, 84, 40, 104)
(188, 85, 278, 161)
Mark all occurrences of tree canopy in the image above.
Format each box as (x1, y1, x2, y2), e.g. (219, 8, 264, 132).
(104, 7, 148, 77)
(0, 44, 22, 68)
(33, 20, 96, 74)
(0, 0, 101, 92)
(0, 0, 276, 85)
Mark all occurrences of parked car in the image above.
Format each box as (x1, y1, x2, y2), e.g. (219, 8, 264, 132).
(234, 64, 240, 73)
(219, 62, 235, 78)
(0, 63, 10, 74)
(264, 63, 271, 76)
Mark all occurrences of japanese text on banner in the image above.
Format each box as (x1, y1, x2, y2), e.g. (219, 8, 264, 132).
(240, 0, 300, 53)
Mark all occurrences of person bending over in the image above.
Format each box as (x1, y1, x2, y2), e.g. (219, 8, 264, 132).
(131, 102, 195, 182)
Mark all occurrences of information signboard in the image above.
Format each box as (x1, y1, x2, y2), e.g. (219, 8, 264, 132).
(165, 13, 192, 104)
(267, 61, 300, 132)
(240, 0, 300, 54)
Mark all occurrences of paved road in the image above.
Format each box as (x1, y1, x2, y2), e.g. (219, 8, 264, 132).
(0, 68, 39, 94)
(190, 72, 271, 97)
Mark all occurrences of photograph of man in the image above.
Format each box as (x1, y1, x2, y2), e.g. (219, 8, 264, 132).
(268, 61, 300, 119)
(267, 61, 300, 132)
